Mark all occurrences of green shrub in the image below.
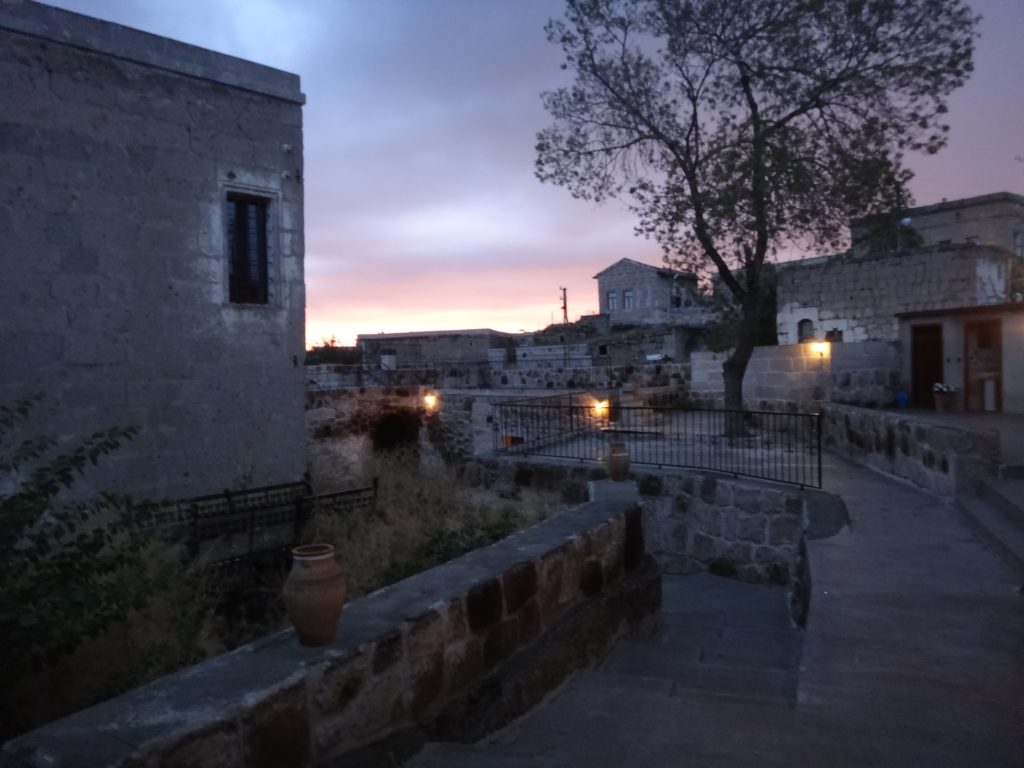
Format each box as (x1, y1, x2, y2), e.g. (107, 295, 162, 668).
(0, 396, 153, 738)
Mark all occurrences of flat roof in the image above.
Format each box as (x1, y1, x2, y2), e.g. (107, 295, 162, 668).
(357, 329, 514, 341)
(896, 302, 1024, 320)
(0, 0, 304, 104)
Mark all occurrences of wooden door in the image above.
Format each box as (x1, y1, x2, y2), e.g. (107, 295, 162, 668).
(911, 324, 943, 408)
(964, 319, 1002, 411)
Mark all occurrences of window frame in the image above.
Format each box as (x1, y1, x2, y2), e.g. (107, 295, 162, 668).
(227, 192, 270, 304)
(606, 290, 618, 312)
(223, 184, 280, 307)
(622, 288, 635, 310)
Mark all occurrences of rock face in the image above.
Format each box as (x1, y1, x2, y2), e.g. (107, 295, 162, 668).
(0, 2, 307, 500)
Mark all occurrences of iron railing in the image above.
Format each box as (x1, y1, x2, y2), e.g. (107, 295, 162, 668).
(492, 400, 822, 488)
(142, 480, 378, 565)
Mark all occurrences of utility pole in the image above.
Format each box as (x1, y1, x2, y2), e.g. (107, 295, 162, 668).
(560, 287, 569, 370)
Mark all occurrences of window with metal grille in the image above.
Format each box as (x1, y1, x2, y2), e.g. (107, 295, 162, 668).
(227, 192, 269, 304)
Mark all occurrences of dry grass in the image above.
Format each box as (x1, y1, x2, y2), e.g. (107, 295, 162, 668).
(4, 451, 559, 741)
(309, 449, 557, 597)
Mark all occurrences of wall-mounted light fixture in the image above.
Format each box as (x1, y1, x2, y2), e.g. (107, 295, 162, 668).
(592, 399, 609, 417)
(423, 392, 439, 411)
(809, 341, 830, 358)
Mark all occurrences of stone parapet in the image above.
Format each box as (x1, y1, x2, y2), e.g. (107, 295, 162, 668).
(822, 404, 1000, 496)
(641, 473, 805, 586)
(2, 486, 655, 768)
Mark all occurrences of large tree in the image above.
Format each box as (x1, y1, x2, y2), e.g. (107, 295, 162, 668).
(537, 0, 977, 409)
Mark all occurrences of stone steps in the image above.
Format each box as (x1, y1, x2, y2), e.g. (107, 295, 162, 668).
(406, 574, 802, 768)
(955, 480, 1024, 579)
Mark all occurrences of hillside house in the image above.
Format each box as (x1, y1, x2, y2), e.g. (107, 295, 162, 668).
(594, 259, 714, 327)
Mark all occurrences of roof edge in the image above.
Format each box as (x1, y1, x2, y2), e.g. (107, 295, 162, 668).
(0, 0, 305, 104)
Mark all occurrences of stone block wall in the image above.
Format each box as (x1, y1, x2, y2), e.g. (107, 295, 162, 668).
(641, 473, 804, 585)
(0, 3, 307, 500)
(829, 341, 901, 407)
(691, 345, 828, 410)
(776, 246, 1011, 345)
(691, 342, 901, 411)
(823, 404, 1000, 495)
(2, 489, 656, 767)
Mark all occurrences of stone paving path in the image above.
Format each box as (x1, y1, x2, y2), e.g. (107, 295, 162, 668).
(410, 456, 1024, 767)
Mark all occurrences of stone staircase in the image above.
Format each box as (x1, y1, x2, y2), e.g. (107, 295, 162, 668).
(957, 472, 1024, 580)
(409, 573, 803, 767)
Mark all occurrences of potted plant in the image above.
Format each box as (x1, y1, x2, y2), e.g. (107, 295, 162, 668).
(932, 382, 957, 412)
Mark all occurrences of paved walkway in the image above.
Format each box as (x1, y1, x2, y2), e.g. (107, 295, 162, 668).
(411, 456, 1024, 767)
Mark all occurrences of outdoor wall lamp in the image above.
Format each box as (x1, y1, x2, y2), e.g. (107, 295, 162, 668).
(810, 341, 830, 358)
(423, 392, 439, 410)
(592, 399, 609, 416)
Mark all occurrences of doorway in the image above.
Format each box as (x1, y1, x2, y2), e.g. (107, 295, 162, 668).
(964, 319, 1002, 412)
(911, 324, 943, 408)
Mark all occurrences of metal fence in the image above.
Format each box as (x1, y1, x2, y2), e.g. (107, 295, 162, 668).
(492, 400, 821, 488)
(142, 480, 378, 566)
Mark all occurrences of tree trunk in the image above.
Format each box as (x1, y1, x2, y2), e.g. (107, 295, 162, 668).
(722, 294, 761, 436)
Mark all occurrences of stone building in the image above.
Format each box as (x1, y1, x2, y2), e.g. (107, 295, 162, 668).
(776, 245, 1012, 345)
(594, 258, 713, 327)
(774, 191, 1024, 412)
(851, 192, 1024, 258)
(358, 329, 515, 370)
(897, 303, 1024, 414)
(0, 2, 307, 499)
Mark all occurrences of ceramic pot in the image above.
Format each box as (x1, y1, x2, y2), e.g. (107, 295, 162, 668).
(283, 543, 346, 647)
(607, 442, 630, 481)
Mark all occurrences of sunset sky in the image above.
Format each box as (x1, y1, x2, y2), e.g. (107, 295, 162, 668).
(46, 0, 1024, 347)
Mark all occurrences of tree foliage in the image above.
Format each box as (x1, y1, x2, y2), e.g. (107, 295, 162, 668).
(305, 337, 361, 366)
(537, 0, 977, 407)
(0, 396, 152, 682)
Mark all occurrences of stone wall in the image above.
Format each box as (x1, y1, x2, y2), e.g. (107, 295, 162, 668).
(823, 404, 1000, 496)
(691, 345, 829, 410)
(0, 2, 307, 500)
(691, 343, 901, 411)
(2, 487, 656, 768)
(776, 246, 1012, 345)
(307, 361, 693, 394)
(641, 473, 804, 586)
(829, 341, 901, 407)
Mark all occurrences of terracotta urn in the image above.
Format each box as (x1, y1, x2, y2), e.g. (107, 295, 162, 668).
(607, 441, 631, 481)
(282, 543, 346, 647)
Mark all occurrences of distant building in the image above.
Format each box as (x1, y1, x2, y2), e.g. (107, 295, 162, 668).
(851, 192, 1024, 258)
(594, 258, 713, 327)
(0, 2, 307, 498)
(358, 329, 515, 370)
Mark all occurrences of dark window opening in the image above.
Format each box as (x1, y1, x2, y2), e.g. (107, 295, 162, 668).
(797, 319, 815, 343)
(671, 294, 682, 308)
(227, 192, 269, 304)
